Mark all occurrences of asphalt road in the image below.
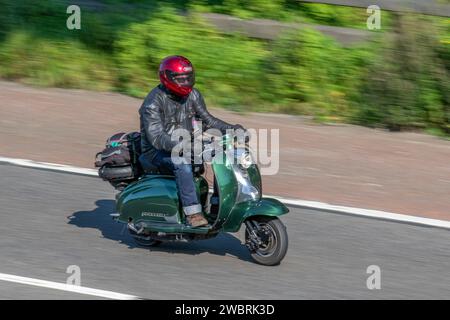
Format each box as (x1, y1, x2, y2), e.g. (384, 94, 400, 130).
(0, 164, 449, 299)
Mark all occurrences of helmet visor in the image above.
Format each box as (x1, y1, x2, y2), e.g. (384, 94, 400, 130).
(166, 70, 195, 87)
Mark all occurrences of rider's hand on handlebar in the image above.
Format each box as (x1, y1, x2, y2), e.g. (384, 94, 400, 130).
(232, 124, 245, 131)
(231, 124, 251, 143)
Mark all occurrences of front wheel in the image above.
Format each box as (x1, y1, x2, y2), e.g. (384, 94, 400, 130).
(245, 216, 288, 266)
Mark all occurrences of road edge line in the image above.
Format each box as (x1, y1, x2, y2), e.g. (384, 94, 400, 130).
(0, 156, 98, 176)
(1, 155, 449, 230)
(0, 272, 142, 300)
(271, 196, 450, 230)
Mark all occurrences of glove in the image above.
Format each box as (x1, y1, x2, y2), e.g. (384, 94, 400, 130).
(231, 124, 250, 143)
(232, 124, 245, 131)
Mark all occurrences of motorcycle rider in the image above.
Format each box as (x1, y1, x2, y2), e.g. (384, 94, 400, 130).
(139, 55, 246, 227)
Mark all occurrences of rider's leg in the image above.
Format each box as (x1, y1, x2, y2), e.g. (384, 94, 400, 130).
(151, 151, 208, 227)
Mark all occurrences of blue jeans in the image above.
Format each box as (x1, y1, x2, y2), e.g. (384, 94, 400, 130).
(151, 150, 201, 216)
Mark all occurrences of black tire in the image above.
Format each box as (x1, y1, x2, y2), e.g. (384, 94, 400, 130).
(129, 230, 162, 247)
(245, 216, 288, 266)
(132, 236, 162, 247)
(128, 225, 162, 247)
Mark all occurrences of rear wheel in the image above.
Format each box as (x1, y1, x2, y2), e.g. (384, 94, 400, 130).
(132, 235, 162, 247)
(128, 222, 162, 247)
(245, 216, 288, 266)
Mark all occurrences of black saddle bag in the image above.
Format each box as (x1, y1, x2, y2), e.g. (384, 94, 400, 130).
(95, 132, 142, 189)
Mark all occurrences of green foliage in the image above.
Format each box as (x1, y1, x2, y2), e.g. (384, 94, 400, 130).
(0, 1, 448, 135)
(219, 0, 285, 19)
(353, 14, 450, 133)
(294, 3, 390, 28)
(0, 31, 115, 90)
(262, 27, 375, 119)
(198, 0, 384, 26)
(115, 8, 268, 107)
(0, 0, 66, 40)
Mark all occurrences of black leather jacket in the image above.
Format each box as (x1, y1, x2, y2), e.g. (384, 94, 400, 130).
(139, 84, 235, 161)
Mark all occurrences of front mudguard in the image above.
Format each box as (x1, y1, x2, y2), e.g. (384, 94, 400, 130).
(221, 197, 289, 232)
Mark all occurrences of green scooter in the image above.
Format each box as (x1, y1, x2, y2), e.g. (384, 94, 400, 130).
(112, 134, 289, 266)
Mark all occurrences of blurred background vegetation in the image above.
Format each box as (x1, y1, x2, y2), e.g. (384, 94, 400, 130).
(0, 0, 448, 136)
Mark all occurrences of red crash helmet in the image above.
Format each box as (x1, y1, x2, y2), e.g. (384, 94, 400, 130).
(159, 56, 195, 97)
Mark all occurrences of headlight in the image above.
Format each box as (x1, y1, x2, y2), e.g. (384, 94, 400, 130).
(234, 167, 260, 203)
(232, 148, 260, 203)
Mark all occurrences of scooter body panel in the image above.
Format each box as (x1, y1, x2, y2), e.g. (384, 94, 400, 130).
(210, 145, 288, 232)
(117, 175, 181, 224)
(221, 198, 289, 232)
(211, 155, 238, 227)
(117, 174, 209, 233)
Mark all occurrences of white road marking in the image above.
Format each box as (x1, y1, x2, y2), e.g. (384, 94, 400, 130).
(1, 155, 449, 230)
(0, 156, 98, 176)
(273, 196, 450, 229)
(0, 273, 141, 300)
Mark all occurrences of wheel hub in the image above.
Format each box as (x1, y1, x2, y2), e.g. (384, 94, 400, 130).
(245, 222, 276, 254)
